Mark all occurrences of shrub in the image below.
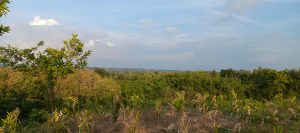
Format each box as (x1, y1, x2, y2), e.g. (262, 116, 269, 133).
(1, 108, 20, 133)
(56, 70, 120, 99)
(56, 70, 121, 110)
(169, 91, 185, 112)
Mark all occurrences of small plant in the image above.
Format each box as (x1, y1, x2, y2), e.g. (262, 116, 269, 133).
(118, 108, 141, 133)
(211, 95, 218, 110)
(47, 110, 67, 130)
(112, 94, 121, 122)
(177, 112, 190, 133)
(64, 96, 79, 113)
(154, 99, 163, 121)
(65, 97, 93, 132)
(169, 91, 185, 112)
(273, 125, 283, 133)
(77, 110, 93, 133)
(232, 123, 242, 133)
(266, 102, 279, 122)
(211, 121, 221, 133)
(193, 92, 209, 113)
(1, 108, 20, 133)
(129, 95, 145, 108)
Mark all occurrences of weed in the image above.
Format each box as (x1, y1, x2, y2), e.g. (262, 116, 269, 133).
(1, 108, 20, 133)
(118, 108, 142, 133)
(169, 91, 185, 112)
(273, 125, 283, 133)
(47, 110, 67, 130)
(193, 92, 209, 113)
(77, 110, 93, 133)
(177, 112, 191, 133)
(232, 123, 242, 133)
(154, 99, 163, 121)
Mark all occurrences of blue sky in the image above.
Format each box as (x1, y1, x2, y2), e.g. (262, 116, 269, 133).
(1, 0, 300, 70)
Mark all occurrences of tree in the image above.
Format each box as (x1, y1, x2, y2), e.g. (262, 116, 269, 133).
(0, 0, 93, 111)
(0, 34, 92, 111)
(0, 0, 10, 36)
(251, 68, 288, 99)
(94, 67, 110, 77)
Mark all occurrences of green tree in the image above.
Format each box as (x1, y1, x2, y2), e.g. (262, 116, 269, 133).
(94, 67, 110, 77)
(0, 34, 92, 111)
(0, 0, 10, 36)
(251, 68, 288, 99)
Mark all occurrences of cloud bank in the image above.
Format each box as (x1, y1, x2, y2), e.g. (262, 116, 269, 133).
(30, 16, 59, 26)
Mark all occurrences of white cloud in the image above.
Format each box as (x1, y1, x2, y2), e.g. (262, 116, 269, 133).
(87, 40, 95, 47)
(106, 41, 115, 47)
(30, 16, 59, 26)
(86, 39, 115, 47)
(166, 26, 179, 32)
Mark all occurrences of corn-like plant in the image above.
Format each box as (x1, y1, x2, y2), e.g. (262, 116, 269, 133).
(287, 96, 297, 119)
(273, 126, 283, 133)
(1, 108, 20, 133)
(169, 91, 185, 112)
(129, 95, 145, 108)
(177, 112, 190, 133)
(46, 110, 67, 131)
(231, 90, 238, 101)
(118, 108, 141, 133)
(65, 96, 79, 112)
(211, 121, 221, 133)
(154, 99, 163, 121)
(65, 97, 93, 132)
(193, 93, 209, 113)
(112, 94, 121, 122)
(273, 93, 285, 108)
(50, 111, 66, 124)
(77, 110, 93, 133)
(211, 95, 218, 110)
(266, 102, 278, 122)
(232, 123, 242, 133)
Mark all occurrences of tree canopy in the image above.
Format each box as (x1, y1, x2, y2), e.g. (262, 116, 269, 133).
(0, 0, 10, 36)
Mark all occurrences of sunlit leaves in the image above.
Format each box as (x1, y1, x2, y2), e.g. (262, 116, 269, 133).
(0, 0, 10, 36)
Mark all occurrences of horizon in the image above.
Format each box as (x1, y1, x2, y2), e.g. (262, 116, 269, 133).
(1, 0, 300, 70)
(89, 66, 300, 72)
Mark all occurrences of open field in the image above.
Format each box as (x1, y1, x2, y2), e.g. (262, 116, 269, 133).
(1, 68, 300, 132)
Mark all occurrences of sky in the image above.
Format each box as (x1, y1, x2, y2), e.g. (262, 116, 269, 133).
(0, 0, 300, 70)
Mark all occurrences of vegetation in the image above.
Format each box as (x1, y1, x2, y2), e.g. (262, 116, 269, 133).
(1, 1, 300, 132)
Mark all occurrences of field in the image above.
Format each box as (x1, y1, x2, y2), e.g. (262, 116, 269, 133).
(1, 68, 300, 132)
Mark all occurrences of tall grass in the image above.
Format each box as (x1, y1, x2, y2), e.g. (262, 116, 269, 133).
(1, 108, 20, 133)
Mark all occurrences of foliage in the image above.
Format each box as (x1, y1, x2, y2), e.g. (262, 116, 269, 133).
(154, 99, 163, 120)
(118, 109, 141, 133)
(1, 108, 20, 133)
(193, 92, 210, 112)
(94, 67, 110, 77)
(0, 34, 92, 111)
(169, 91, 185, 112)
(0, 0, 10, 36)
(75, 110, 93, 133)
(56, 70, 120, 100)
(177, 112, 190, 133)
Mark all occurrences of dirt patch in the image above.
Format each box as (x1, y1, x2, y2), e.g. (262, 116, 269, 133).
(92, 109, 242, 133)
